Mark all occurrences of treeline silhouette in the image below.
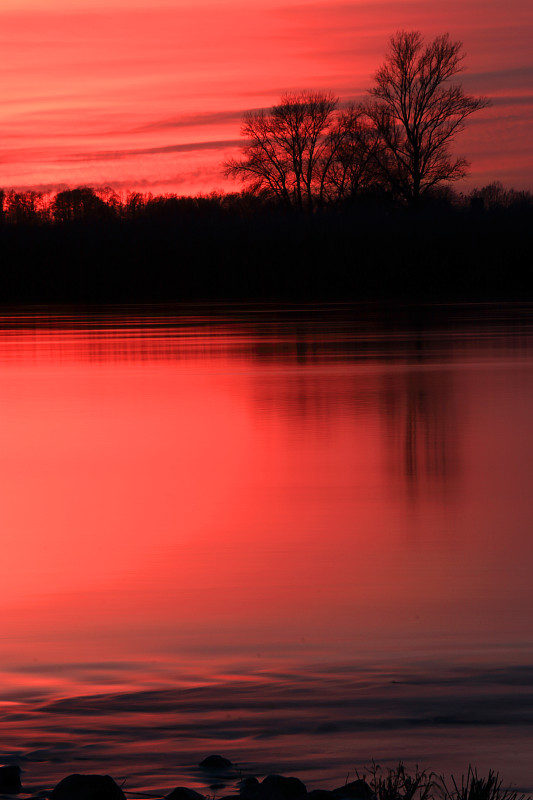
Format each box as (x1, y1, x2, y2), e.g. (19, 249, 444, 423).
(0, 183, 531, 303)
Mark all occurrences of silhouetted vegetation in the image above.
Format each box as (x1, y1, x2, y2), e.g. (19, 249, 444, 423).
(227, 32, 490, 207)
(0, 182, 532, 303)
(224, 91, 378, 210)
(356, 764, 531, 800)
(439, 767, 529, 800)
(364, 32, 490, 204)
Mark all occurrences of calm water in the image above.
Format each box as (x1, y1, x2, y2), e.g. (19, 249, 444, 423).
(0, 304, 532, 798)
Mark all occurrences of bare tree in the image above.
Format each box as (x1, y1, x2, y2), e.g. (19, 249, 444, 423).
(322, 104, 382, 202)
(225, 91, 339, 211)
(365, 31, 490, 203)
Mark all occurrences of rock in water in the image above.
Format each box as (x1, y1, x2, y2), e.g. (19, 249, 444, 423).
(49, 774, 126, 800)
(259, 775, 307, 800)
(0, 765, 22, 793)
(307, 792, 335, 800)
(199, 755, 233, 771)
(333, 781, 373, 800)
(239, 777, 260, 799)
(167, 789, 207, 800)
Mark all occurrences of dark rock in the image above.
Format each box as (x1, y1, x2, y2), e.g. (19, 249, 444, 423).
(199, 755, 233, 771)
(49, 774, 126, 800)
(167, 789, 206, 800)
(259, 775, 307, 800)
(239, 777, 260, 799)
(0, 765, 22, 793)
(332, 781, 373, 800)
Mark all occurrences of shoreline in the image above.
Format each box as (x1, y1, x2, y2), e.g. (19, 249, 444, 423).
(2, 761, 531, 800)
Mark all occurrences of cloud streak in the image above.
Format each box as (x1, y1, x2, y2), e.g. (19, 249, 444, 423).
(65, 140, 242, 163)
(131, 110, 256, 134)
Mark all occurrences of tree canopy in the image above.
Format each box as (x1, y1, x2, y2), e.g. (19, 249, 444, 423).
(225, 91, 340, 211)
(365, 31, 490, 203)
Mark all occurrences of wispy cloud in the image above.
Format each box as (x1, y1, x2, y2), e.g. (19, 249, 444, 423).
(65, 140, 241, 163)
(131, 110, 254, 134)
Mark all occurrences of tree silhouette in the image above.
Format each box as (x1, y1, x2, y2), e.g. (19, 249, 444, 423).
(4, 190, 44, 224)
(225, 91, 339, 211)
(322, 104, 382, 202)
(365, 31, 490, 204)
(52, 187, 112, 222)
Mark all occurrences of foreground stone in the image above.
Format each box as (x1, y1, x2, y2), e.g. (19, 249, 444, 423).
(199, 756, 233, 771)
(307, 791, 336, 800)
(167, 789, 207, 800)
(0, 765, 22, 793)
(49, 774, 126, 800)
(239, 777, 260, 799)
(306, 780, 373, 800)
(258, 775, 307, 800)
(333, 780, 373, 800)
(16, 765, 374, 800)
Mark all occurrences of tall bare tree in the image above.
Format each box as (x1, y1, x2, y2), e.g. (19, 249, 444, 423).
(365, 31, 490, 203)
(225, 91, 339, 211)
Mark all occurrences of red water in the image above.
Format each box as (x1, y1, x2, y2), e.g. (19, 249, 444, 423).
(0, 306, 532, 797)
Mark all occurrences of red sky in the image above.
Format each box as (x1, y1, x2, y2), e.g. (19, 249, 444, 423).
(1, 0, 532, 196)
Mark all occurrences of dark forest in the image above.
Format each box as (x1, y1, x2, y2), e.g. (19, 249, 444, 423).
(0, 182, 531, 304)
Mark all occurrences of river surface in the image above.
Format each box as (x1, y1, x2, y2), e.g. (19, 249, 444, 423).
(0, 303, 532, 798)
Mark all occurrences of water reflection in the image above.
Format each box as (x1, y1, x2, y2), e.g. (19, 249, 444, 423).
(0, 305, 533, 793)
(1, 302, 532, 364)
(382, 366, 459, 495)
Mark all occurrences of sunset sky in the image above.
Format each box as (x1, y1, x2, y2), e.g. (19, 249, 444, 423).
(1, 0, 532, 196)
